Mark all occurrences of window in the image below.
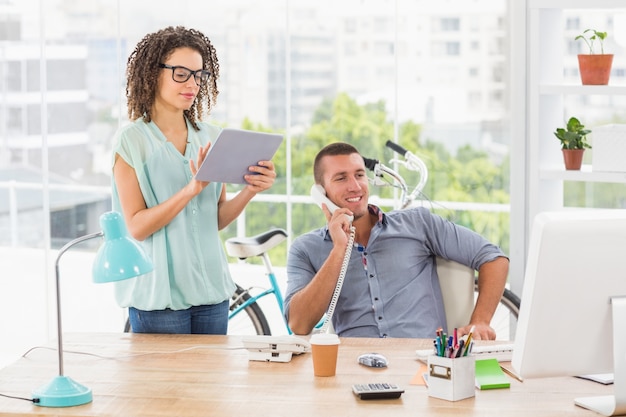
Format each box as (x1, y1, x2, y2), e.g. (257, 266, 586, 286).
(0, 0, 511, 356)
(440, 18, 460, 32)
(565, 16, 580, 30)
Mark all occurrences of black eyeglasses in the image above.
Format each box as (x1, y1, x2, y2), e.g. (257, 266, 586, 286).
(158, 64, 211, 86)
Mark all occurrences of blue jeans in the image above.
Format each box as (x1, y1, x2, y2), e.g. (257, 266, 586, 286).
(128, 301, 229, 334)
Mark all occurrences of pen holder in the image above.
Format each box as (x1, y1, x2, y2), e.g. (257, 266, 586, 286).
(427, 355, 475, 401)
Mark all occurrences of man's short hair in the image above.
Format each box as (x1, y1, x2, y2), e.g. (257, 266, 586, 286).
(313, 142, 360, 185)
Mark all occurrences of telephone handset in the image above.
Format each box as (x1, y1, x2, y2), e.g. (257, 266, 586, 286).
(310, 184, 354, 223)
(310, 184, 355, 334)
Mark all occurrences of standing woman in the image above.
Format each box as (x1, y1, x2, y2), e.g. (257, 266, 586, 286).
(111, 26, 276, 334)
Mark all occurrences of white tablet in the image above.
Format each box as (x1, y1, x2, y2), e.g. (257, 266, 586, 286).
(194, 128, 283, 184)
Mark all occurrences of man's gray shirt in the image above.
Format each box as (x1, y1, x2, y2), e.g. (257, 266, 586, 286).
(284, 206, 506, 338)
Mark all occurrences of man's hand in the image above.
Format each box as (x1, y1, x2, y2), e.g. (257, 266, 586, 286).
(458, 323, 495, 341)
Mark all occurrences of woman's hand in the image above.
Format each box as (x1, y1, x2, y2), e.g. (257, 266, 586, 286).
(188, 142, 212, 195)
(244, 160, 276, 193)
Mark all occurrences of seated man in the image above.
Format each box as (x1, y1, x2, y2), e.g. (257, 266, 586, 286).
(284, 142, 509, 339)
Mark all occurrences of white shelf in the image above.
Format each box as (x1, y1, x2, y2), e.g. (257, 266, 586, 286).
(529, 4, 626, 227)
(529, 0, 626, 9)
(539, 85, 626, 96)
(516, 2, 626, 288)
(540, 165, 626, 184)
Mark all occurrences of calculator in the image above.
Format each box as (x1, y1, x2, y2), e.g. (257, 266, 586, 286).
(352, 383, 404, 400)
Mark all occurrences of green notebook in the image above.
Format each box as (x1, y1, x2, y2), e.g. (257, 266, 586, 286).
(475, 358, 511, 390)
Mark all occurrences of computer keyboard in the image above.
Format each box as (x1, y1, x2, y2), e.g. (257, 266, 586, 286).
(416, 343, 514, 362)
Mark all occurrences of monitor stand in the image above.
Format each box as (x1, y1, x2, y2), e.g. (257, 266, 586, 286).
(575, 296, 626, 416)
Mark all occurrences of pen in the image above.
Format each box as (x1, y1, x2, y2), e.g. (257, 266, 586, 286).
(455, 339, 464, 358)
(501, 364, 524, 382)
(433, 326, 472, 358)
(463, 325, 475, 356)
(439, 329, 446, 357)
(436, 328, 443, 355)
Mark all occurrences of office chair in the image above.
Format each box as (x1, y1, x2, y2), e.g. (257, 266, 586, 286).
(436, 257, 475, 332)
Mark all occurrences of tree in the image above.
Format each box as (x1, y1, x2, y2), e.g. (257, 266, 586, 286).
(222, 93, 511, 264)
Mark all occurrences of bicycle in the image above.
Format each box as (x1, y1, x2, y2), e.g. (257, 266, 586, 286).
(364, 140, 520, 339)
(224, 228, 290, 335)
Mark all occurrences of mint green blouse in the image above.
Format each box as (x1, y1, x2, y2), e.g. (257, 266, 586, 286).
(110, 118, 235, 311)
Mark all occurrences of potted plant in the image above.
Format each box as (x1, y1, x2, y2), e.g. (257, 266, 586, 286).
(575, 29, 613, 85)
(554, 116, 592, 170)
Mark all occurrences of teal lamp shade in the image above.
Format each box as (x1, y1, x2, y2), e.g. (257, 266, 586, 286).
(32, 211, 153, 407)
(92, 211, 153, 283)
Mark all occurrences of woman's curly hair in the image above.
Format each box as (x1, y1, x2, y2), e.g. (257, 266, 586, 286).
(125, 26, 220, 131)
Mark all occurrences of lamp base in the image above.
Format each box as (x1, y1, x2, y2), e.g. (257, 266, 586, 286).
(32, 375, 93, 407)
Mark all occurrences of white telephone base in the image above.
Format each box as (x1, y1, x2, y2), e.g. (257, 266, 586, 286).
(247, 350, 295, 363)
(241, 335, 311, 363)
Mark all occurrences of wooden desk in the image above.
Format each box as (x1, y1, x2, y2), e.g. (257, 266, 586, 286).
(0, 333, 612, 416)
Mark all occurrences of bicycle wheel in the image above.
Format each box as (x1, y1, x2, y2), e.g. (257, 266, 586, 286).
(228, 285, 272, 335)
(474, 278, 520, 341)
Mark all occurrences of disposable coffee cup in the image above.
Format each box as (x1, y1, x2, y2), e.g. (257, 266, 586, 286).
(310, 333, 340, 377)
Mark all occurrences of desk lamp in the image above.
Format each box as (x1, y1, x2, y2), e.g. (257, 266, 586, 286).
(32, 211, 153, 407)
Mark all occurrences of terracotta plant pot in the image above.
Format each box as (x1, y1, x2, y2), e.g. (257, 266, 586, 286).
(562, 149, 585, 170)
(577, 54, 613, 85)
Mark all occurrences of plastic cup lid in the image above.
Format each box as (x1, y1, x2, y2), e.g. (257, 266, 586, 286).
(310, 333, 340, 345)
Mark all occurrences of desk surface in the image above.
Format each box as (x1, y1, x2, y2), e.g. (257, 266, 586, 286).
(0, 333, 612, 416)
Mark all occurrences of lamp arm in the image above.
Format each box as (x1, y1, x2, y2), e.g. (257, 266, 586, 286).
(54, 231, 103, 376)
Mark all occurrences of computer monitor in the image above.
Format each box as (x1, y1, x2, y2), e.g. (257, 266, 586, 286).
(512, 210, 626, 416)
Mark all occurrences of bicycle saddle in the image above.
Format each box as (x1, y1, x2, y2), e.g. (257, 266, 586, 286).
(225, 228, 288, 259)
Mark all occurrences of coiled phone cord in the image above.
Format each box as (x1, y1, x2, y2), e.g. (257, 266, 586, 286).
(319, 225, 356, 334)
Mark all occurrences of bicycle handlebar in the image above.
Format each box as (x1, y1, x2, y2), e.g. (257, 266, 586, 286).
(362, 156, 379, 171)
(385, 140, 408, 157)
(364, 140, 429, 209)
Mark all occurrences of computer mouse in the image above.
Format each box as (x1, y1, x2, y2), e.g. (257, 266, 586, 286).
(358, 352, 388, 368)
